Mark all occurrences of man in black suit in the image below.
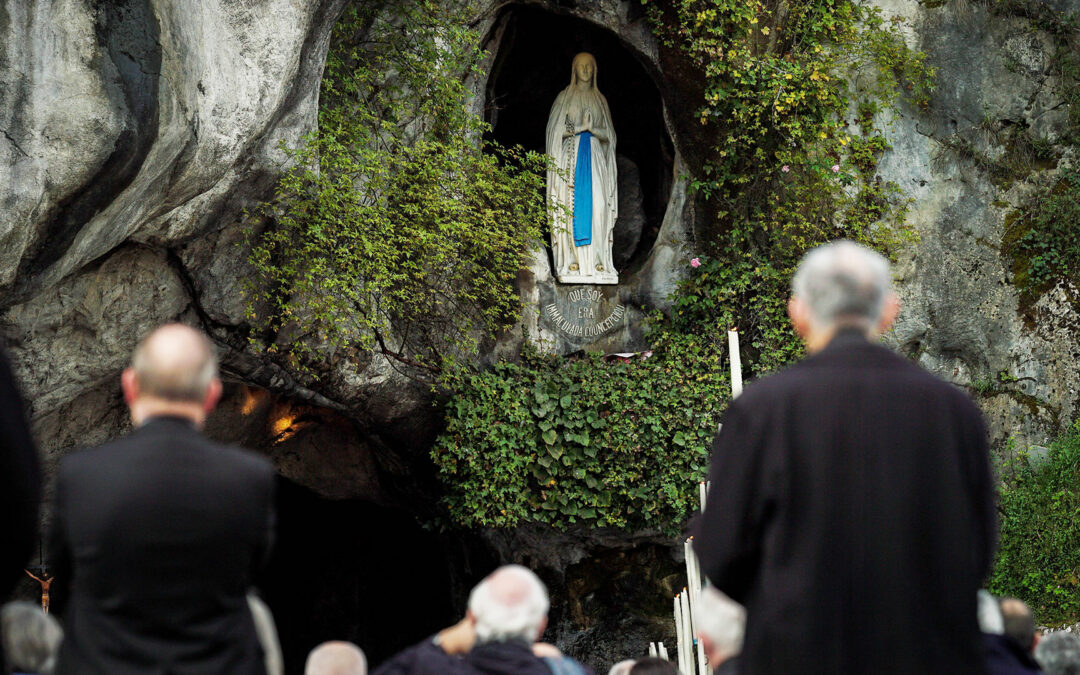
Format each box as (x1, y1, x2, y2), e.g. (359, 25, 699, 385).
(49, 324, 275, 675)
(693, 240, 997, 674)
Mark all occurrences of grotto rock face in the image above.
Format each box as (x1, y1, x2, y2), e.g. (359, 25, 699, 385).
(1, 0, 1080, 668)
(0, 0, 351, 456)
(870, 0, 1080, 453)
(9, 0, 1076, 496)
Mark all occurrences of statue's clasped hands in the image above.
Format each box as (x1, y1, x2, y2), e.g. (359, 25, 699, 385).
(578, 110, 594, 135)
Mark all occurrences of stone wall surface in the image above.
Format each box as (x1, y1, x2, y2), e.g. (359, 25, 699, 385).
(0, 0, 349, 458)
(872, 0, 1080, 453)
(1, 0, 1079, 670)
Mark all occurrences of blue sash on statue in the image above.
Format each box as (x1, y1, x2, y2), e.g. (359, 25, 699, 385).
(573, 131, 593, 247)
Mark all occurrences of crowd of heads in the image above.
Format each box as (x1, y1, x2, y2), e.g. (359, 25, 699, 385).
(976, 590, 1080, 675)
(9, 581, 1080, 674)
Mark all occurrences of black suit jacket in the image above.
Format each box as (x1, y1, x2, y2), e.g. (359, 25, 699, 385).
(50, 416, 275, 675)
(693, 331, 996, 674)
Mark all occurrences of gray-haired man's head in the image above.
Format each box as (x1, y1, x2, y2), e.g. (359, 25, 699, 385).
(789, 240, 898, 350)
(1, 601, 62, 675)
(467, 565, 550, 644)
(1036, 631, 1080, 675)
(695, 586, 746, 667)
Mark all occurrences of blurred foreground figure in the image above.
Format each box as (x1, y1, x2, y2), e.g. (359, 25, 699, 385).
(1036, 632, 1080, 675)
(0, 343, 40, 670)
(306, 641, 367, 675)
(0, 345, 40, 602)
(979, 591, 1041, 674)
(1000, 597, 1040, 656)
(693, 240, 996, 673)
(696, 586, 745, 673)
(373, 565, 593, 675)
(49, 324, 275, 674)
(1, 602, 61, 675)
(627, 657, 678, 674)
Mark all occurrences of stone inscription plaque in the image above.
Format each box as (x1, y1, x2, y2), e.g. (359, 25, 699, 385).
(543, 287, 626, 339)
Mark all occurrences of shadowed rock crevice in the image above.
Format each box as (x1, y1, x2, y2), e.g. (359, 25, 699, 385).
(256, 478, 474, 673)
(17, 1, 161, 290)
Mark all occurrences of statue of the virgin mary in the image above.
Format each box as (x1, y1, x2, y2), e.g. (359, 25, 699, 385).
(545, 52, 618, 285)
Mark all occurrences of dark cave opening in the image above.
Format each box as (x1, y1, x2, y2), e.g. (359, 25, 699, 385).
(257, 478, 460, 673)
(484, 6, 675, 275)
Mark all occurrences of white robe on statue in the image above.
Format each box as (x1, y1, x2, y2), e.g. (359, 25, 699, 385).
(545, 55, 618, 285)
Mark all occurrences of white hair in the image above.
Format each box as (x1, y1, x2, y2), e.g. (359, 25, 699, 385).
(468, 565, 550, 644)
(791, 240, 893, 333)
(304, 641, 367, 675)
(1036, 631, 1080, 675)
(977, 590, 1004, 635)
(696, 586, 746, 657)
(608, 659, 637, 675)
(1, 602, 62, 675)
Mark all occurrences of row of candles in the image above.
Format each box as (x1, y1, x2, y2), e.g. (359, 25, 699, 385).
(650, 329, 743, 674)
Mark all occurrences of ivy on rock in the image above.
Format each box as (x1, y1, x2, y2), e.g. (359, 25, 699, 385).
(432, 331, 730, 532)
(244, 1, 550, 374)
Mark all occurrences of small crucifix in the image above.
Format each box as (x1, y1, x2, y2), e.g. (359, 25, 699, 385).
(24, 568, 53, 614)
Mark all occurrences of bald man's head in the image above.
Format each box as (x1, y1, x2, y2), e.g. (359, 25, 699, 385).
(130, 324, 217, 403)
(305, 641, 367, 675)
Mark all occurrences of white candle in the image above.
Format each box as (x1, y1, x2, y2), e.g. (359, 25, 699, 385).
(728, 329, 743, 399)
(674, 594, 687, 675)
(680, 590, 694, 673)
(699, 481, 707, 512)
(697, 635, 709, 675)
(658, 642, 669, 661)
(686, 543, 706, 675)
(649, 642, 658, 658)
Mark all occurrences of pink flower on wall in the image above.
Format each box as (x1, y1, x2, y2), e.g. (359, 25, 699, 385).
(690, 258, 702, 268)
(831, 164, 840, 173)
(781, 165, 790, 173)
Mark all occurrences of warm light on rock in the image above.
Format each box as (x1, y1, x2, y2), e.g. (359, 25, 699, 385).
(240, 386, 264, 416)
(271, 413, 297, 442)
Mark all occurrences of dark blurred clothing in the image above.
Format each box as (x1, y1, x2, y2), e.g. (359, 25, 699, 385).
(372, 638, 594, 675)
(693, 330, 997, 674)
(0, 345, 40, 601)
(984, 633, 1043, 675)
(49, 416, 275, 675)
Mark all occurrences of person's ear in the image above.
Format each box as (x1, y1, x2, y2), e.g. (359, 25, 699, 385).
(876, 292, 900, 335)
(465, 609, 477, 626)
(698, 634, 717, 664)
(788, 296, 811, 340)
(537, 616, 548, 640)
(121, 368, 138, 406)
(203, 378, 223, 415)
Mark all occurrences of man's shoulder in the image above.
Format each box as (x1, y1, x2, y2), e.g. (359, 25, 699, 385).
(734, 340, 976, 412)
(59, 422, 271, 480)
(57, 433, 135, 474)
(185, 430, 274, 480)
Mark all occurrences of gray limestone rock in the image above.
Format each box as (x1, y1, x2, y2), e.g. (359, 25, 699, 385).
(1, 0, 1079, 669)
(874, 0, 1080, 453)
